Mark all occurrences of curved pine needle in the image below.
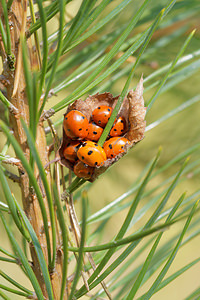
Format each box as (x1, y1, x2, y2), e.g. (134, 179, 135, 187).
(29, 0, 42, 69)
(68, 217, 186, 253)
(14, 200, 54, 300)
(0, 167, 31, 241)
(0, 247, 17, 260)
(1, 0, 11, 56)
(0, 91, 18, 114)
(154, 257, 200, 295)
(0, 284, 30, 297)
(0, 270, 32, 295)
(0, 18, 7, 52)
(0, 212, 45, 300)
(146, 29, 196, 113)
(35, 0, 48, 96)
(0, 289, 11, 300)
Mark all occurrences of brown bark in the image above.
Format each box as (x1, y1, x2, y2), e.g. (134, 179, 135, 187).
(0, 1, 66, 299)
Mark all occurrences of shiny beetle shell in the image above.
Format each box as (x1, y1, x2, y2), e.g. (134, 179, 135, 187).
(63, 110, 89, 139)
(63, 140, 81, 163)
(92, 105, 113, 128)
(73, 161, 94, 179)
(77, 141, 107, 167)
(103, 137, 130, 159)
(87, 122, 103, 141)
(110, 117, 126, 137)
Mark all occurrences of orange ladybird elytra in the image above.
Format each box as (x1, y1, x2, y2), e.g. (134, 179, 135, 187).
(103, 137, 130, 159)
(92, 105, 113, 128)
(110, 117, 126, 137)
(77, 141, 107, 167)
(73, 161, 94, 179)
(63, 110, 89, 139)
(63, 140, 81, 163)
(87, 122, 103, 141)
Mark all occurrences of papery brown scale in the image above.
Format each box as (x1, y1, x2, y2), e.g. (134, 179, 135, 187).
(125, 76, 146, 144)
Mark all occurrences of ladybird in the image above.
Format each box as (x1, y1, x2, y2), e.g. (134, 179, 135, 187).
(87, 122, 103, 141)
(103, 137, 130, 159)
(63, 141, 81, 163)
(73, 161, 94, 179)
(110, 117, 126, 137)
(92, 105, 113, 128)
(63, 110, 89, 139)
(77, 141, 107, 167)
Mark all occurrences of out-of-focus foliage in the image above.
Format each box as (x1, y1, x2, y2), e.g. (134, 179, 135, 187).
(0, 0, 200, 299)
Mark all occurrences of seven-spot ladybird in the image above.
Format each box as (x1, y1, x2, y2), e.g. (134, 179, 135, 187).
(87, 122, 103, 141)
(103, 137, 130, 159)
(110, 117, 126, 137)
(73, 161, 94, 179)
(77, 141, 106, 167)
(92, 105, 113, 127)
(63, 110, 89, 139)
(63, 141, 81, 162)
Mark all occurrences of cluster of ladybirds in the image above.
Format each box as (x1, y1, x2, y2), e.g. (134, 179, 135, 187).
(63, 105, 130, 179)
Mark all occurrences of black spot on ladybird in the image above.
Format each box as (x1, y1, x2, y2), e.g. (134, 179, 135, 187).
(94, 143, 98, 147)
(93, 131, 97, 135)
(88, 150, 93, 155)
(108, 108, 111, 111)
(82, 143, 87, 147)
(82, 156, 85, 160)
(65, 117, 68, 120)
(95, 162, 98, 166)
(109, 144, 112, 149)
(67, 129, 70, 131)
(114, 129, 117, 131)
(97, 106, 101, 109)
(86, 129, 88, 131)
(120, 119, 124, 123)
(121, 129, 123, 132)
(121, 146, 124, 149)
(111, 154, 114, 157)
(79, 128, 82, 131)
(81, 116, 85, 119)
(88, 172, 91, 175)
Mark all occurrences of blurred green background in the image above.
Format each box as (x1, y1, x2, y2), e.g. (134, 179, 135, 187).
(0, 0, 200, 299)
